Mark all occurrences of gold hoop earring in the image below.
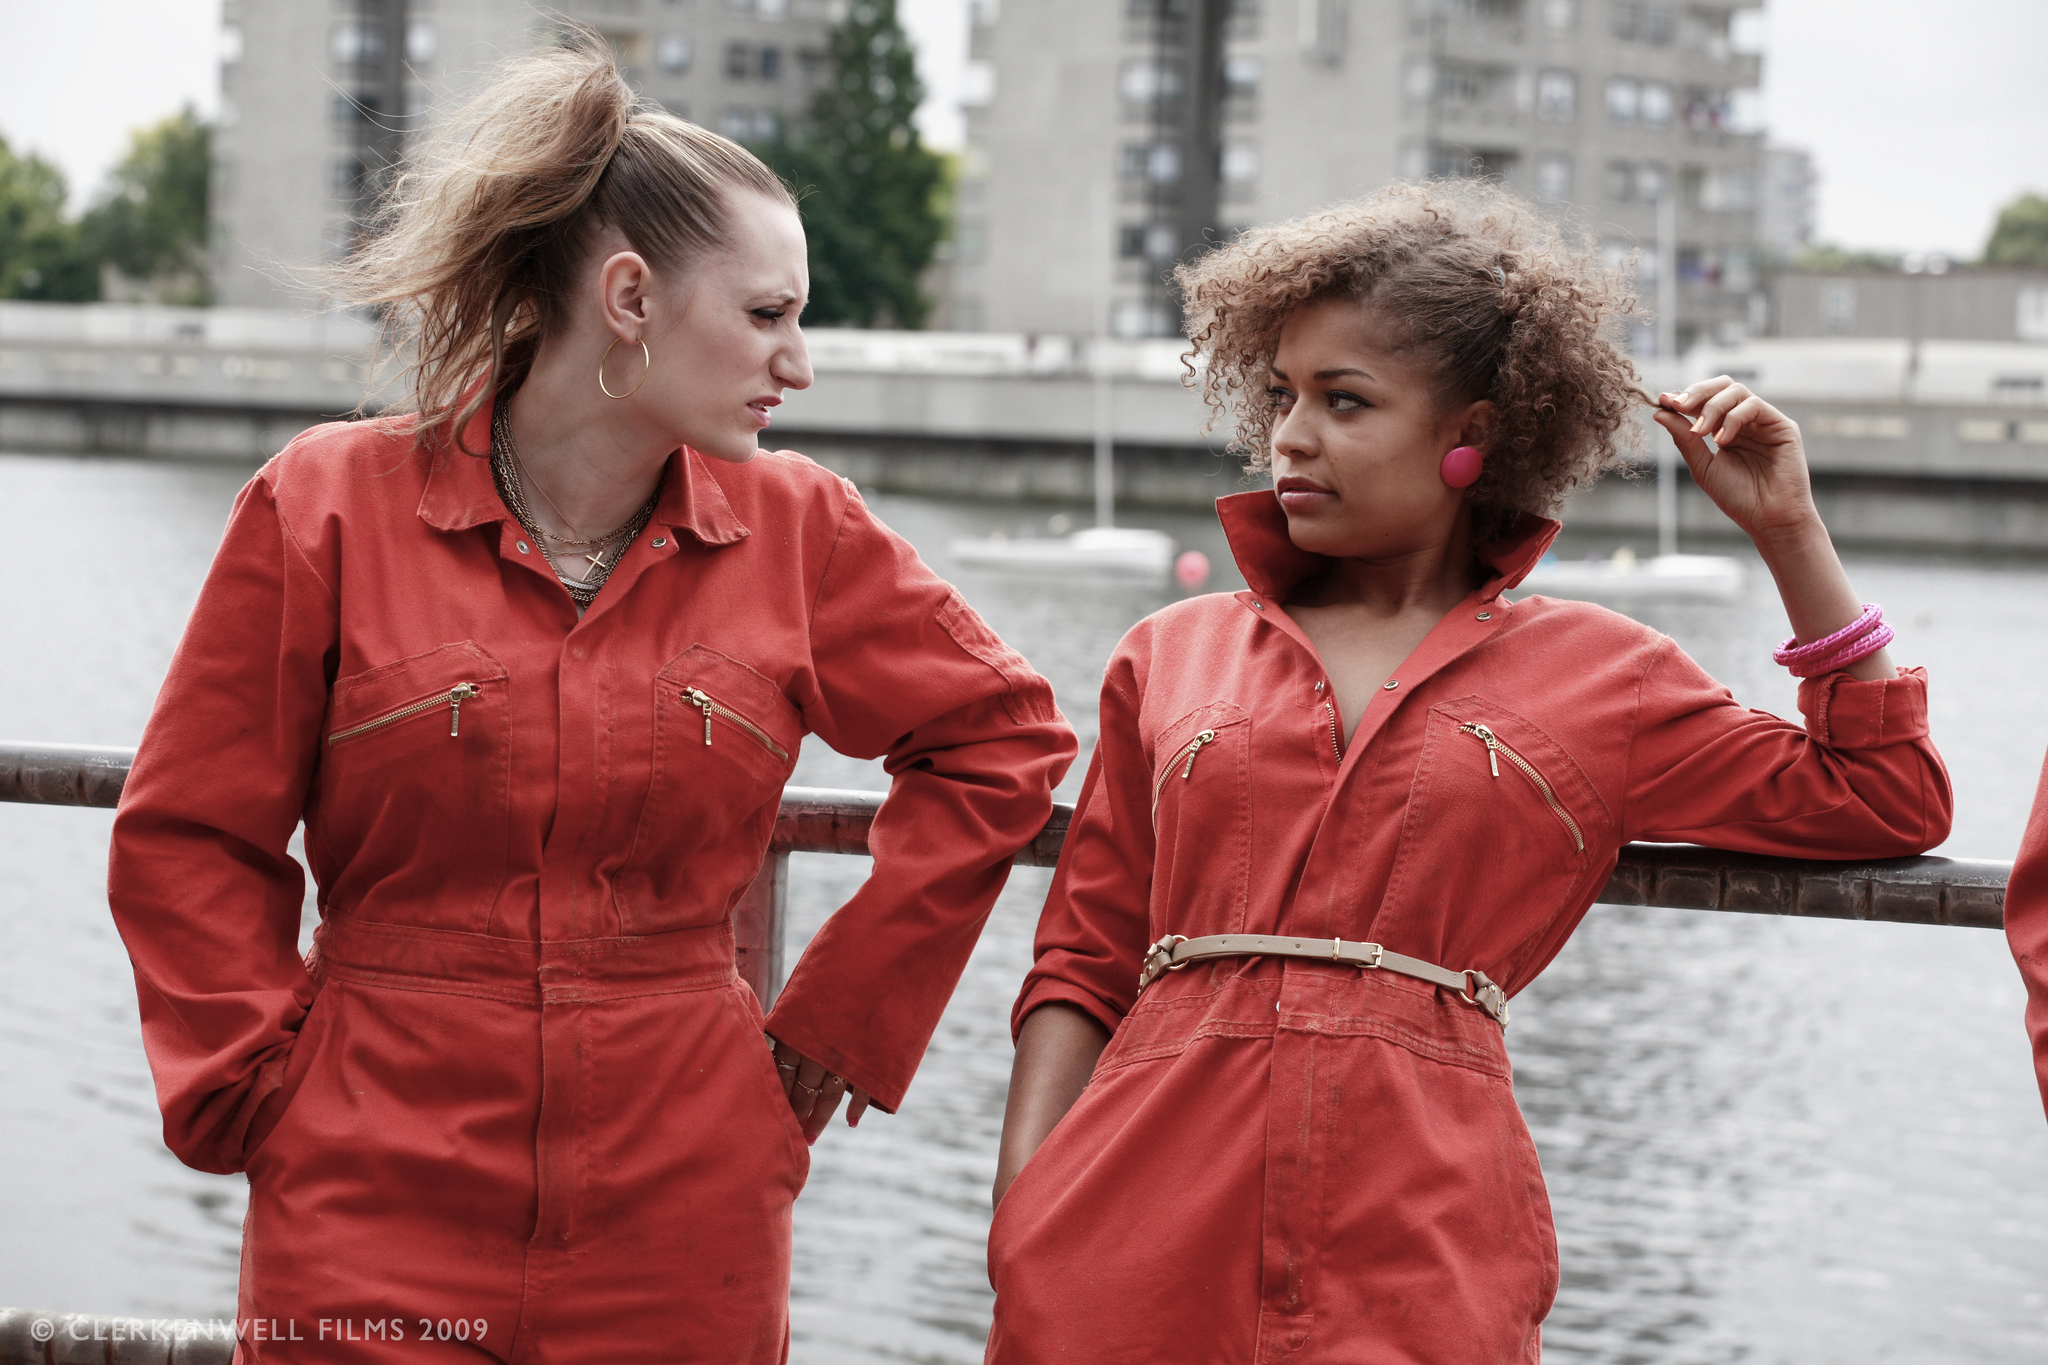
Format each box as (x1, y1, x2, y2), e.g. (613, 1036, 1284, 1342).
(598, 336, 651, 400)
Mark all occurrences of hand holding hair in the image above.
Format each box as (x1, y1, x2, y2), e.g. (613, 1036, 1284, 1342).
(1652, 376, 1894, 681)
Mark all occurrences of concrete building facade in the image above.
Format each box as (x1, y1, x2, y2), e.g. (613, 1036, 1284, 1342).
(1766, 268, 2048, 345)
(212, 0, 834, 309)
(952, 0, 1767, 355)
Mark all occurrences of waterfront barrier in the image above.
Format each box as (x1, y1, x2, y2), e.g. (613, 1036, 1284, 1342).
(0, 741, 2008, 1354)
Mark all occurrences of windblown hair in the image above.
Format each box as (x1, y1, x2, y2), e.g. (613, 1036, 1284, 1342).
(329, 32, 794, 454)
(1176, 181, 1643, 541)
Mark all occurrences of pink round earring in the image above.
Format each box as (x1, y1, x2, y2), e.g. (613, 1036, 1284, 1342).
(1440, 445, 1485, 489)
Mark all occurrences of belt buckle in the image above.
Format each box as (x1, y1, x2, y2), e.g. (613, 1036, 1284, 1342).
(1139, 934, 1189, 989)
(1459, 970, 1510, 1028)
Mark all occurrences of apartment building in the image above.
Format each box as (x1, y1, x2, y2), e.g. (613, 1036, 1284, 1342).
(211, 0, 832, 309)
(953, 0, 1767, 355)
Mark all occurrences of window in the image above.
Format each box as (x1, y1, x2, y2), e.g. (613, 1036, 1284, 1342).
(330, 20, 384, 64)
(1605, 160, 1634, 201)
(1111, 301, 1175, 338)
(1612, 1, 1672, 42)
(331, 158, 365, 193)
(1536, 69, 1575, 120)
(1683, 88, 1731, 131)
(1722, 248, 1755, 294)
(657, 35, 693, 73)
(719, 108, 779, 141)
(1606, 78, 1640, 124)
(2020, 286, 2048, 343)
(1145, 224, 1178, 261)
(758, 0, 788, 16)
(1703, 168, 1755, 211)
(1821, 281, 1856, 334)
(726, 42, 751, 78)
(1119, 225, 1148, 259)
(1542, 0, 1575, 28)
(1634, 161, 1667, 202)
(221, 23, 244, 64)
(1122, 142, 1183, 183)
(406, 21, 436, 63)
(1119, 59, 1182, 102)
(1639, 81, 1673, 127)
(759, 45, 781, 79)
(1220, 140, 1259, 184)
(954, 221, 987, 264)
(960, 58, 994, 105)
(1223, 55, 1262, 100)
(1536, 153, 1572, 203)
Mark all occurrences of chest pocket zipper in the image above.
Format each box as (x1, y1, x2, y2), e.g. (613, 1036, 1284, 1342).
(327, 682, 482, 745)
(1152, 728, 1218, 819)
(1458, 721, 1586, 853)
(683, 686, 791, 762)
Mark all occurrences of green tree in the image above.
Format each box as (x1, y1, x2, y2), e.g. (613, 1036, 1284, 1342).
(753, 0, 948, 328)
(80, 107, 212, 301)
(0, 136, 95, 300)
(1984, 193, 2048, 268)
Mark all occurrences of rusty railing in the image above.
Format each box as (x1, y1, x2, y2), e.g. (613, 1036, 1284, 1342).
(0, 738, 2011, 1363)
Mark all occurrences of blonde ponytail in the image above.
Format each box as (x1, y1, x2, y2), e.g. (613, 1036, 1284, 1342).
(331, 30, 794, 453)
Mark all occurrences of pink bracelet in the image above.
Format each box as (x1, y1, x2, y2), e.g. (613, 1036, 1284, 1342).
(1773, 604, 1892, 678)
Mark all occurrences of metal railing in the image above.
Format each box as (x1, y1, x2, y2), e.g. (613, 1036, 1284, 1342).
(0, 739, 2009, 1362)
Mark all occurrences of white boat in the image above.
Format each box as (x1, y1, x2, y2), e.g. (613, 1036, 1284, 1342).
(1519, 547, 1747, 604)
(950, 525, 1178, 581)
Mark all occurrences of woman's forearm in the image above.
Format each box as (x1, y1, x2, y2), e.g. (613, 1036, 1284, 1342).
(1752, 516, 1895, 683)
(994, 1002, 1112, 1208)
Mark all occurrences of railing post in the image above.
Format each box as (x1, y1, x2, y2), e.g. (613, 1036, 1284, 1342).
(733, 851, 788, 1009)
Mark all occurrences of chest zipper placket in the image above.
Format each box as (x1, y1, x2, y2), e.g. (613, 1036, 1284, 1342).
(1152, 728, 1217, 816)
(1323, 700, 1342, 759)
(683, 686, 790, 761)
(327, 682, 482, 745)
(1458, 721, 1586, 853)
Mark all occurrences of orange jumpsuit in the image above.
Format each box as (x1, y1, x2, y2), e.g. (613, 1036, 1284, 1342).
(105, 406, 1075, 1362)
(988, 491, 1950, 1365)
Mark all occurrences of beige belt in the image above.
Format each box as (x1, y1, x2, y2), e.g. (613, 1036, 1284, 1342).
(1137, 934, 1509, 1028)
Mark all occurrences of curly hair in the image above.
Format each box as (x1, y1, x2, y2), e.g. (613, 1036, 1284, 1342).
(1176, 180, 1643, 541)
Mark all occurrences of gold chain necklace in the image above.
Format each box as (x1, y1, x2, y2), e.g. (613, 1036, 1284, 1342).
(490, 403, 659, 609)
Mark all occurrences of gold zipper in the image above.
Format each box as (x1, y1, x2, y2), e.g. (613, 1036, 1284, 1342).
(1152, 729, 1217, 815)
(327, 682, 482, 745)
(1458, 721, 1585, 853)
(1324, 700, 1342, 759)
(683, 686, 790, 761)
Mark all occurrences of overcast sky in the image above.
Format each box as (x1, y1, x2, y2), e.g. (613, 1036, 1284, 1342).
(1, 0, 2042, 260)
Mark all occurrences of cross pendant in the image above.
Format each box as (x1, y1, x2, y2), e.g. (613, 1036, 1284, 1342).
(579, 549, 607, 582)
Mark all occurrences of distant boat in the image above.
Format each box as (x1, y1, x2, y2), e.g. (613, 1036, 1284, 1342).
(950, 525, 1177, 581)
(1519, 546, 1746, 604)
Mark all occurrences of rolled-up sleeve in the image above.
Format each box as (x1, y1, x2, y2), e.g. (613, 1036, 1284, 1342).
(106, 468, 336, 1174)
(1624, 638, 1951, 855)
(763, 490, 1077, 1112)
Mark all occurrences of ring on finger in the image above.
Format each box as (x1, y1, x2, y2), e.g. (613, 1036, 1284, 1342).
(776, 1061, 797, 1073)
(795, 1081, 822, 1097)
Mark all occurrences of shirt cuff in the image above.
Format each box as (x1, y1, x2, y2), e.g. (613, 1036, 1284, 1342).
(1798, 665, 1928, 749)
(1010, 976, 1128, 1044)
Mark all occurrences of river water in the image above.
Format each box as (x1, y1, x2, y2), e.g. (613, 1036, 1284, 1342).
(1, 448, 2044, 1362)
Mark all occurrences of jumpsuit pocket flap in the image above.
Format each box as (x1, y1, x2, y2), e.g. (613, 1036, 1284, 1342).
(325, 641, 510, 743)
(653, 645, 802, 769)
(1427, 695, 1611, 852)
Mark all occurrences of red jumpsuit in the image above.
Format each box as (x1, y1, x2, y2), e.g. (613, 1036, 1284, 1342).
(2005, 757, 2048, 1122)
(988, 491, 1951, 1365)
(105, 406, 1075, 1362)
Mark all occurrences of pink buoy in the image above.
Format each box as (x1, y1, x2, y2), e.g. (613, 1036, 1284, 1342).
(1174, 550, 1211, 590)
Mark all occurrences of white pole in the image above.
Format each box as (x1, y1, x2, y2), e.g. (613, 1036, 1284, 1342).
(1091, 181, 1115, 529)
(1656, 188, 1679, 559)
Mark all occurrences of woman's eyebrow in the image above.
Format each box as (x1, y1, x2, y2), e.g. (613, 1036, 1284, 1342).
(1314, 367, 1375, 382)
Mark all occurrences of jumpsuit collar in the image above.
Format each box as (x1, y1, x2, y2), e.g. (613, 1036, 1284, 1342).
(416, 397, 751, 548)
(1214, 490, 1560, 605)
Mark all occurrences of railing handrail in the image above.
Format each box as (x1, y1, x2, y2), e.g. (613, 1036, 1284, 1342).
(0, 740, 2007, 929)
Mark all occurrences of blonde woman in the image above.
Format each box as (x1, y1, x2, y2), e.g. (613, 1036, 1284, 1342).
(108, 40, 1074, 1360)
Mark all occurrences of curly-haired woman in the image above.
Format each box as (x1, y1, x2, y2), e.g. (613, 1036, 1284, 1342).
(105, 39, 1073, 1361)
(983, 184, 1951, 1362)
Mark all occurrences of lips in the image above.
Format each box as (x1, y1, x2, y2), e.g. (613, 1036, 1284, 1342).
(747, 396, 781, 428)
(1275, 476, 1335, 509)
